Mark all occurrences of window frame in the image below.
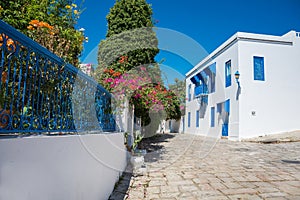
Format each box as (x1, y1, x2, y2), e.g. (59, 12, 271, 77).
(196, 110, 199, 128)
(225, 60, 232, 87)
(188, 84, 191, 101)
(253, 56, 265, 81)
(188, 112, 191, 128)
(210, 107, 215, 127)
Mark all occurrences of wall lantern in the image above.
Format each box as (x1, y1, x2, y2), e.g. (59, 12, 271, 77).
(235, 71, 240, 86)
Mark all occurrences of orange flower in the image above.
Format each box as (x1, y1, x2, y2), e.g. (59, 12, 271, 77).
(29, 19, 39, 27)
(6, 38, 15, 51)
(49, 31, 55, 36)
(1, 71, 7, 83)
(119, 55, 128, 63)
(27, 25, 34, 30)
(109, 69, 114, 75)
(6, 38, 14, 46)
(0, 35, 9, 48)
(0, 35, 3, 47)
(103, 68, 110, 73)
(44, 23, 54, 29)
(113, 72, 121, 77)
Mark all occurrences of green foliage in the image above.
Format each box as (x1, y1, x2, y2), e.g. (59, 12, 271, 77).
(97, 0, 159, 75)
(96, 0, 182, 135)
(132, 130, 143, 150)
(0, 0, 84, 66)
(168, 78, 186, 116)
(106, 0, 154, 37)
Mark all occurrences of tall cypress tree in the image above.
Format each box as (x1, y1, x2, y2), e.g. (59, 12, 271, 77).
(97, 0, 159, 75)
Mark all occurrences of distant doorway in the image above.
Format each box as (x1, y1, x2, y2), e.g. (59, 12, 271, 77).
(217, 99, 230, 137)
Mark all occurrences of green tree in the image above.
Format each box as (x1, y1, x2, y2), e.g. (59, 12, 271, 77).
(168, 78, 186, 116)
(96, 0, 183, 137)
(0, 0, 84, 66)
(97, 0, 159, 74)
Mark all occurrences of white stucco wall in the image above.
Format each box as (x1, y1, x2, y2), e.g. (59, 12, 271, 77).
(0, 133, 127, 200)
(185, 41, 240, 139)
(185, 30, 300, 140)
(238, 32, 300, 138)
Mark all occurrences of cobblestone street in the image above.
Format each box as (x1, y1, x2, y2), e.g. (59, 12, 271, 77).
(110, 133, 300, 200)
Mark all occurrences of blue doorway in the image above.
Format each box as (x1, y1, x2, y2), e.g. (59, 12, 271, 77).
(218, 99, 230, 137)
(222, 124, 228, 136)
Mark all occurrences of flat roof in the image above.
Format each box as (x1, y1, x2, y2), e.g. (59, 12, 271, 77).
(186, 30, 295, 78)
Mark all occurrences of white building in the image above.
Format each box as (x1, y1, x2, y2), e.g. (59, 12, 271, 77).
(79, 63, 94, 76)
(185, 30, 300, 140)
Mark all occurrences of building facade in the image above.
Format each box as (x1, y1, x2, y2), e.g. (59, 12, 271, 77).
(79, 63, 94, 76)
(185, 30, 300, 140)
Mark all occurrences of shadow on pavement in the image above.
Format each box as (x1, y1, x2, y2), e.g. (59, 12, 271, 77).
(109, 133, 176, 199)
(138, 133, 175, 163)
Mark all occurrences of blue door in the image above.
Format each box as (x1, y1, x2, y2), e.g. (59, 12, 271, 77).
(222, 99, 230, 136)
(222, 124, 228, 136)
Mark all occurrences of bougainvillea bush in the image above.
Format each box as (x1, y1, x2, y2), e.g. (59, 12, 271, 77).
(95, 0, 184, 136)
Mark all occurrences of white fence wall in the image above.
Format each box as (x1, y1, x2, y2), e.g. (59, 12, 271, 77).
(0, 133, 127, 200)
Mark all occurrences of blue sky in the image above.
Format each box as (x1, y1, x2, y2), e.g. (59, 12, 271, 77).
(76, 0, 300, 81)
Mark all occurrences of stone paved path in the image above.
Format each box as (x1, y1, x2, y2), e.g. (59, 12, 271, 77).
(110, 133, 300, 200)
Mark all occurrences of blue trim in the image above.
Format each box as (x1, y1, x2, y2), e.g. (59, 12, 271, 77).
(194, 84, 208, 96)
(187, 112, 191, 127)
(225, 99, 230, 113)
(254, 56, 265, 81)
(222, 124, 228, 136)
(190, 76, 197, 85)
(188, 84, 191, 101)
(225, 60, 231, 87)
(210, 107, 215, 127)
(196, 110, 199, 128)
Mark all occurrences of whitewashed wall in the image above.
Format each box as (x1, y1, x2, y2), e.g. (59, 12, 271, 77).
(238, 31, 300, 138)
(185, 40, 240, 139)
(185, 30, 300, 140)
(0, 133, 127, 200)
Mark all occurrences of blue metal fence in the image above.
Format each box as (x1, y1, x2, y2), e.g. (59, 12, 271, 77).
(0, 20, 115, 134)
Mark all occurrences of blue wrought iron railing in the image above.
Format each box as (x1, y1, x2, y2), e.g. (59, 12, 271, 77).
(0, 20, 115, 135)
(194, 84, 208, 96)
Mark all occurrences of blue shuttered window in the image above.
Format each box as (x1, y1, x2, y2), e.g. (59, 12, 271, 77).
(254, 56, 265, 81)
(188, 84, 191, 101)
(225, 99, 230, 113)
(210, 107, 215, 127)
(188, 112, 191, 127)
(225, 60, 231, 87)
(196, 110, 199, 127)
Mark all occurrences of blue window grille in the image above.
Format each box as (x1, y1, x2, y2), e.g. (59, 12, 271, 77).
(196, 110, 199, 127)
(188, 112, 191, 127)
(0, 20, 116, 134)
(225, 60, 231, 87)
(188, 84, 191, 101)
(194, 82, 208, 96)
(210, 107, 215, 127)
(254, 56, 265, 81)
